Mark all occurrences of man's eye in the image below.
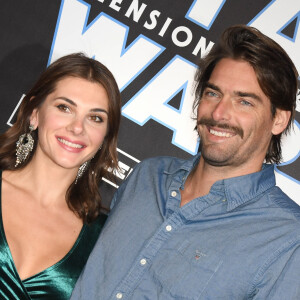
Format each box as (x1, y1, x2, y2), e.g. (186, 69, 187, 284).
(57, 104, 70, 112)
(240, 99, 252, 106)
(206, 91, 218, 97)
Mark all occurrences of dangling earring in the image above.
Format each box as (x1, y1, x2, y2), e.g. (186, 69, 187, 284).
(91, 145, 102, 176)
(75, 161, 89, 184)
(15, 124, 35, 167)
(75, 145, 103, 183)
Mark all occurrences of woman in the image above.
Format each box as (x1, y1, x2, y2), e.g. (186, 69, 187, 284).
(0, 53, 121, 299)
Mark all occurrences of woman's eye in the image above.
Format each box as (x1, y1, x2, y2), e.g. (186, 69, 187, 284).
(89, 115, 103, 123)
(57, 104, 70, 112)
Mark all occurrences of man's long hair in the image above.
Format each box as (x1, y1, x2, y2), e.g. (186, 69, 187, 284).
(194, 25, 298, 164)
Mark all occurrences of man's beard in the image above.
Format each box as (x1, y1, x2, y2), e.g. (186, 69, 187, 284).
(197, 117, 244, 167)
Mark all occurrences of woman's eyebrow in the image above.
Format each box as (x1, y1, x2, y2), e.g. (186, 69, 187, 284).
(55, 97, 108, 114)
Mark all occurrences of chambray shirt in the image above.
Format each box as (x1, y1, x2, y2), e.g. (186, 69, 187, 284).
(71, 154, 300, 300)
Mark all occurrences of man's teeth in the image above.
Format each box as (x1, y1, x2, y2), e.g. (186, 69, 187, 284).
(58, 138, 84, 148)
(210, 129, 233, 137)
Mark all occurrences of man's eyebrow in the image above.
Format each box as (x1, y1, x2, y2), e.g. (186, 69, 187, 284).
(234, 91, 262, 102)
(55, 97, 108, 114)
(204, 83, 263, 103)
(204, 82, 222, 93)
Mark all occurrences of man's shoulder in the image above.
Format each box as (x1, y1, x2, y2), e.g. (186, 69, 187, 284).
(133, 155, 193, 177)
(268, 185, 300, 221)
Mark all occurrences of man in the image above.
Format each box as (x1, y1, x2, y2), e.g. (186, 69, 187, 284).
(71, 25, 300, 299)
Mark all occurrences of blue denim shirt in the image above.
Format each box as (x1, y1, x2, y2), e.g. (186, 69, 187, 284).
(71, 154, 300, 300)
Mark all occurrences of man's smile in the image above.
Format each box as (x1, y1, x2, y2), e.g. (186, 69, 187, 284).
(208, 127, 235, 138)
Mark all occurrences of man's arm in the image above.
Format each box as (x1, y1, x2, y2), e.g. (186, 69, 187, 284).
(248, 236, 300, 299)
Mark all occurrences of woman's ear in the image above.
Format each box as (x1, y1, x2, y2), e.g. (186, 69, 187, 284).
(271, 109, 291, 135)
(30, 108, 39, 130)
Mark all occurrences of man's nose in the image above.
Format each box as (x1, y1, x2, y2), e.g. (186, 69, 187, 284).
(211, 97, 232, 122)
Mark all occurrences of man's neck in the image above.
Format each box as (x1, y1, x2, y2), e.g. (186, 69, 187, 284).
(180, 156, 263, 207)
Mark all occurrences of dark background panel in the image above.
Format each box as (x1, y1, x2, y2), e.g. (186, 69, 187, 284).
(0, 0, 299, 205)
(0, 1, 61, 132)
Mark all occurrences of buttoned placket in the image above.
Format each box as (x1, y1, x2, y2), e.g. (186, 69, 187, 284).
(110, 171, 226, 300)
(111, 214, 184, 299)
(165, 171, 187, 218)
(111, 174, 185, 300)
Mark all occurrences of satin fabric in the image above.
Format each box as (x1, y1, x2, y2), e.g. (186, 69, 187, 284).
(0, 170, 107, 299)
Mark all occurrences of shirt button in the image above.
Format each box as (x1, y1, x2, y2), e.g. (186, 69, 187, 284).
(116, 293, 123, 299)
(140, 258, 147, 265)
(166, 225, 172, 231)
(171, 191, 177, 197)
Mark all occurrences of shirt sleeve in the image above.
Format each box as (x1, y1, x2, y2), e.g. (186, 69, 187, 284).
(249, 237, 300, 300)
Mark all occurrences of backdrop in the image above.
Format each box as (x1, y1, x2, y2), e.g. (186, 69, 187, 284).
(0, 0, 299, 207)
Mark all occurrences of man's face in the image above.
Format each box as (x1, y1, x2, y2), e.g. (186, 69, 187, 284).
(197, 58, 282, 170)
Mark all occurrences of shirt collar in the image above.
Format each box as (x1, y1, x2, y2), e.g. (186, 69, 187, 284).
(163, 154, 276, 211)
(222, 164, 275, 211)
(163, 153, 201, 175)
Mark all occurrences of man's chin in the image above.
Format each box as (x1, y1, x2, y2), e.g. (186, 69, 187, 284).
(201, 150, 233, 167)
(202, 156, 231, 167)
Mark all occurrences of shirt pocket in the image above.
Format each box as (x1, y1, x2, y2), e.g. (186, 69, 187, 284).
(151, 239, 223, 300)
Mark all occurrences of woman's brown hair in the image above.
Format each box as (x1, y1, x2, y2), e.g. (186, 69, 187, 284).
(0, 53, 121, 223)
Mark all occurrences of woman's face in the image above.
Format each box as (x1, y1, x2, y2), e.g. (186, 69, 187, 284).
(30, 76, 109, 171)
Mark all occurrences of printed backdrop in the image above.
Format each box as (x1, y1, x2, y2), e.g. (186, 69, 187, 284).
(0, 0, 299, 206)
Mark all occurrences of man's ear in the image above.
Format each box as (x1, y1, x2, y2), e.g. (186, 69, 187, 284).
(271, 109, 291, 135)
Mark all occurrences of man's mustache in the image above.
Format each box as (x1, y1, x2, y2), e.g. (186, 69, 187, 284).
(197, 118, 244, 138)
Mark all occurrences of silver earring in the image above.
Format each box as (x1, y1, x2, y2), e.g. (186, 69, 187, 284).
(75, 161, 89, 184)
(15, 124, 35, 167)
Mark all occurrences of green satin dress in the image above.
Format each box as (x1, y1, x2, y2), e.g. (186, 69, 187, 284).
(0, 170, 107, 299)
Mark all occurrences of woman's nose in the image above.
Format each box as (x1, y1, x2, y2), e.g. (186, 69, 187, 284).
(67, 117, 85, 135)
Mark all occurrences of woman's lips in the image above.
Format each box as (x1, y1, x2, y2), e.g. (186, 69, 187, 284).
(57, 136, 87, 152)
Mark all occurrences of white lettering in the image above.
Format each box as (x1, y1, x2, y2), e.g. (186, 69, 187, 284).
(7, 94, 25, 126)
(275, 170, 300, 205)
(125, 0, 147, 23)
(280, 123, 300, 164)
(297, 89, 300, 112)
(144, 10, 161, 30)
(109, 0, 123, 12)
(49, 0, 163, 90)
(115, 161, 131, 180)
(192, 36, 214, 57)
(172, 26, 193, 47)
(158, 17, 172, 37)
(122, 56, 199, 154)
(249, 0, 300, 74)
(186, 0, 226, 29)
